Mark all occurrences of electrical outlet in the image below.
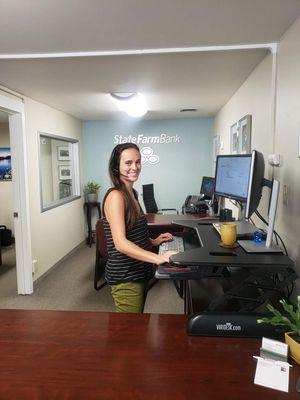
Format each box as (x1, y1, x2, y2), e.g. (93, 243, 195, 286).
(283, 185, 289, 206)
(268, 154, 281, 166)
(32, 259, 37, 276)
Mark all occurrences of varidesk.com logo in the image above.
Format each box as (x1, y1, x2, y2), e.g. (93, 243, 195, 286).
(141, 147, 159, 165)
(216, 322, 241, 331)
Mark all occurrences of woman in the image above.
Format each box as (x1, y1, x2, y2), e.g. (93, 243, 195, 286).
(103, 143, 177, 313)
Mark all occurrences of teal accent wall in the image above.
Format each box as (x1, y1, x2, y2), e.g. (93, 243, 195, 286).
(82, 117, 213, 211)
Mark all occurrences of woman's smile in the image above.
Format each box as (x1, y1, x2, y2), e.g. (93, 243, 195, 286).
(119, 148, 141, 184)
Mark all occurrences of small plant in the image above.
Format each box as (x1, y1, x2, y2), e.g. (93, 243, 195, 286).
(84, 181, 100, 194)
(257, 296, 300, 336)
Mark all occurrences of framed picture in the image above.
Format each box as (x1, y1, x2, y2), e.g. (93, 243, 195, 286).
(59, 180, 72, 199)
(212, 136, 220, 162)
(58, 165, 71, 180)
(0, 147, 12, 181)
(57, 146, 70, 161)
(238, 114, 252, 154)
(230, 123, 239, 154)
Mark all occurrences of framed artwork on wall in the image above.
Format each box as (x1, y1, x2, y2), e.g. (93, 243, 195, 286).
(57, 146, 70, 161)
(212, 136, 220, 162)
(238, 114, 252, 154)
(0, 147, 12, 180)
(58, 165, 71, 180)
(230, 123, 239, 154)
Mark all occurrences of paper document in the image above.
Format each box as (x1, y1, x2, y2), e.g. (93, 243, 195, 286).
(261, 337, 288, 358)
(254, 357, 290, 393)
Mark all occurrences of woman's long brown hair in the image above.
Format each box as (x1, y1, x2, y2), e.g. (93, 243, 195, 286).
(108, 143, 142, 228)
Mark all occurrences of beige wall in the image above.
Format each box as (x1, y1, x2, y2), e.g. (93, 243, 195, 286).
(0, 122, 14, 233)
(24, 98, 85, 280)
(214, 55, 273, 158)
(214, 54, 273, 220)
(274, 17, 300, 294)
(214, 17, 300, 298)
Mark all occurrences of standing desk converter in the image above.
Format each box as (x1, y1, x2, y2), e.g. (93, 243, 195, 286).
(156, 220, 297, 314)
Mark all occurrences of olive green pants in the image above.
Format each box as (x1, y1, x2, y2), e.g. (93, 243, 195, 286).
(110, 282, 146, 313)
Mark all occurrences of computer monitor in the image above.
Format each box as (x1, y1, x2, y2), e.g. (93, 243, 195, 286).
(215, 150, 281, 253)
(214, 151, 264, 218)
(200, 176, 215, 198)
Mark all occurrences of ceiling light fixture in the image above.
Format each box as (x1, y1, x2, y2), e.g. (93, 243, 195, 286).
(110, 92, 148, 117)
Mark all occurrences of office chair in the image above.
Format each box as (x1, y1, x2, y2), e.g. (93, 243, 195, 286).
(94, 218, 108, 291)
(142, 184, 178, 214)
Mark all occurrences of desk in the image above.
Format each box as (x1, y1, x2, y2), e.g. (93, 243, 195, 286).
(156, 222, 297, 315)
(0, 309, 298, 399)
(146, 212, 211, 236)
(146, 212, 207, 225)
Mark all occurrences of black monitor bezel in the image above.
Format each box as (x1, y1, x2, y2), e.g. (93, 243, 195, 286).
(214, 153, 253, 202)
(200, 176, 215, 197)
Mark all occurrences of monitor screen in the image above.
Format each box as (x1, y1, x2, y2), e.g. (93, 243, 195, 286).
(214, 155, 252, 201)
(214, 151, 265, 218)
(200, 176, 215, 198)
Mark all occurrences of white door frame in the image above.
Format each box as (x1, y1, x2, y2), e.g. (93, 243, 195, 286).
(0, 94, 33, 294)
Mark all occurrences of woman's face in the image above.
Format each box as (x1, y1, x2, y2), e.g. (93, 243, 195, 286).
(119, 148, 141, 184)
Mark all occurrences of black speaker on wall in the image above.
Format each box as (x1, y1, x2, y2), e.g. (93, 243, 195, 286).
(187, 313, 285, 339)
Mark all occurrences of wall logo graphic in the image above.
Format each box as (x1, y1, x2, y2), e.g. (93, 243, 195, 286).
(140, 147, 159, 165)
(113, 134, 181, 144)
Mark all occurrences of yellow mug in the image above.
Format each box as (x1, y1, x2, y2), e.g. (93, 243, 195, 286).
(220, 223, 237, 246)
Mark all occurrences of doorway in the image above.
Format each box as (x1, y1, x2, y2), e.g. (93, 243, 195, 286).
(0, 111, 17, 291)
(0, 93, 33, 294)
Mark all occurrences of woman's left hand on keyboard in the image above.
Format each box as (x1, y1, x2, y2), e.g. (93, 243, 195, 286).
(150, 232, 173, 247)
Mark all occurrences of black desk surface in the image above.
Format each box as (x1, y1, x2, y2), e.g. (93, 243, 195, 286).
(169, 221, 294, 269)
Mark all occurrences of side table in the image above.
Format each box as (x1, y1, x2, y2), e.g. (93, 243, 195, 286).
(84, 202, 101, 247)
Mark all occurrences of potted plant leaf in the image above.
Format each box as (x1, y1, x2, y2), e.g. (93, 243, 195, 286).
(84, 181, 101, 203)
(257, 296, 300, 364)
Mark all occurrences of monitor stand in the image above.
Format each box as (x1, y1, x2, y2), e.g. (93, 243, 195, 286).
(235, 220, 257, 237)
(238, 180, 283, 253)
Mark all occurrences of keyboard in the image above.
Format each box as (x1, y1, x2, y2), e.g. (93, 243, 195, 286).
(158, 236, 185, 255)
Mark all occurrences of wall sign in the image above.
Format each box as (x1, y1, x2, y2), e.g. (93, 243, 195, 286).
(140, 147, 159, 165)
(113, 133, 181, 144)
(113, 133, 182, 166)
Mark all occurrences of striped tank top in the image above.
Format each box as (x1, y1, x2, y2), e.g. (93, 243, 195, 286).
(102, 189, 155, 285)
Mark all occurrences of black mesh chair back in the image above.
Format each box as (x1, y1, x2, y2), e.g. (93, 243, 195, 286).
(142, 184, 159, 213)
(142, 184, 178, 214)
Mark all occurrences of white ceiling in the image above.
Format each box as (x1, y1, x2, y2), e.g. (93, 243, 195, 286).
(0, 0, 300, 120)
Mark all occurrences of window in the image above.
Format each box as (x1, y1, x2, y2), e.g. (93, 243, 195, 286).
(39, 133, 80, 211)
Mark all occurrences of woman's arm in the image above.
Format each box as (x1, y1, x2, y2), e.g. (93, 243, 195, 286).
(104, 190, 175, 264)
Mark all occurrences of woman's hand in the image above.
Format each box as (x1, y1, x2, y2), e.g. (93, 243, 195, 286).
(158, 250, 178, 264)
(151, 232, 173, 247)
